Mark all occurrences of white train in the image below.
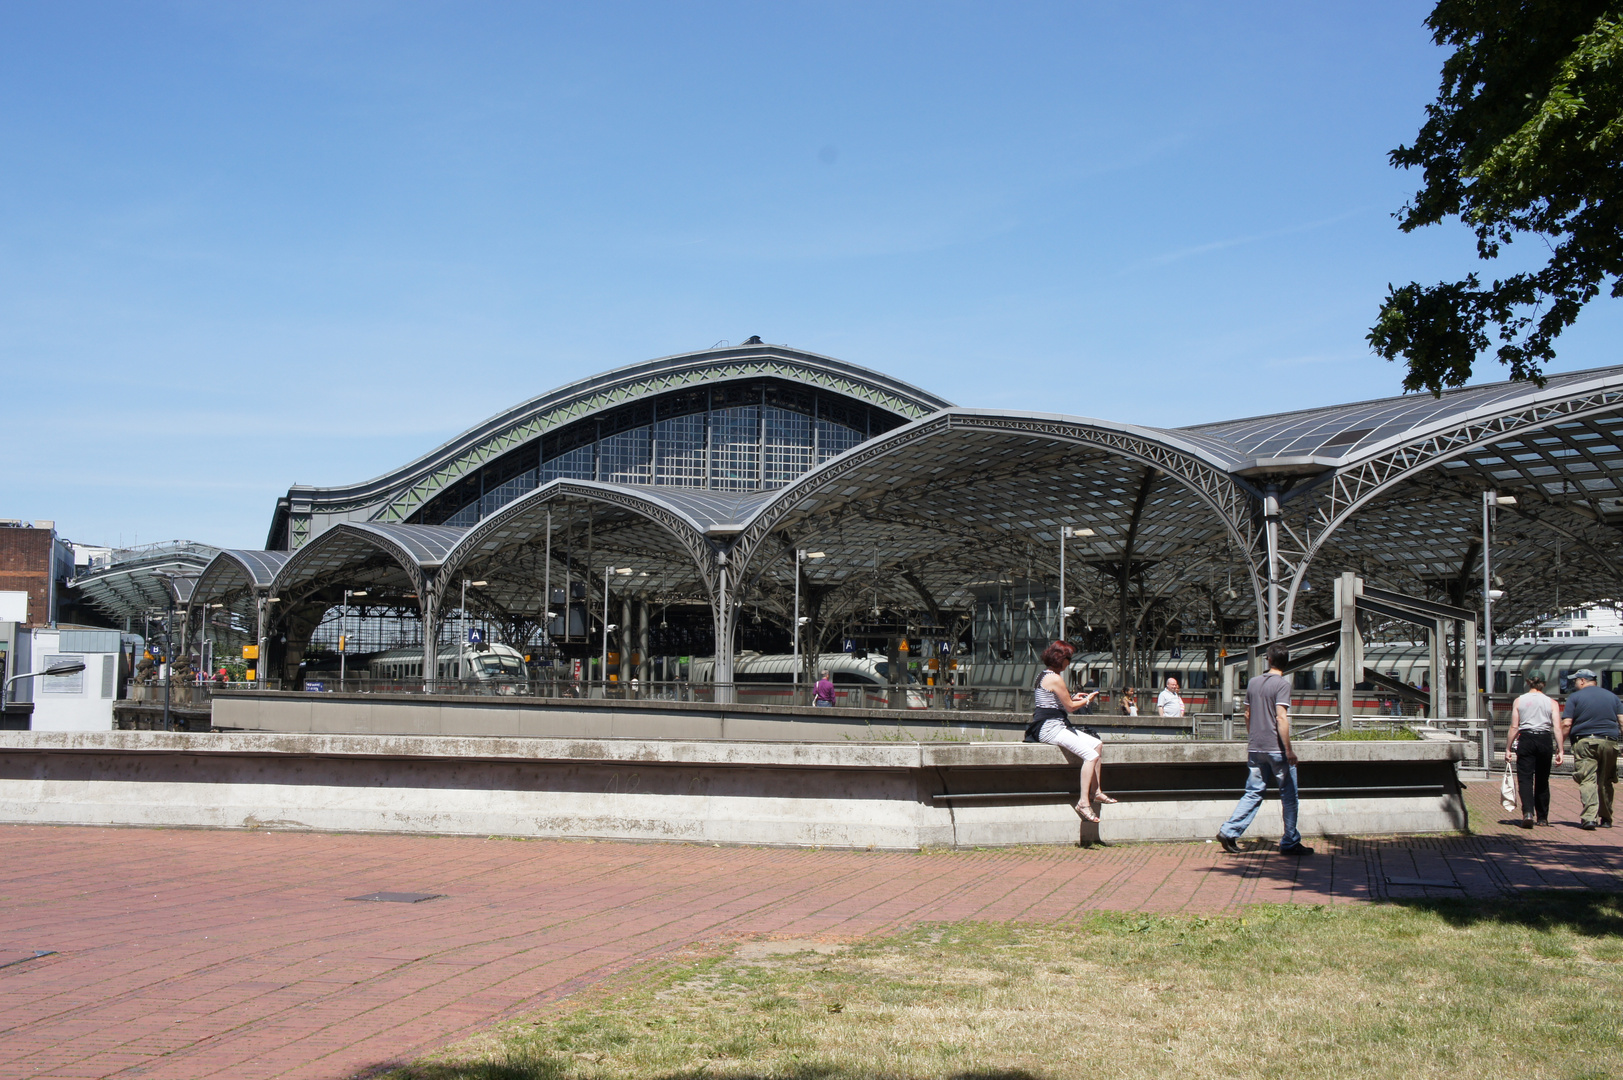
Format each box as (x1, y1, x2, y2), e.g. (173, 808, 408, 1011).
(688, 651, 937, 708)
(366, 642, 529, 683)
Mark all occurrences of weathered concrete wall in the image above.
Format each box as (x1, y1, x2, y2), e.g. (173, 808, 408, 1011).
(210, 690, 1194, 742)
(0, 731, 1468, 849)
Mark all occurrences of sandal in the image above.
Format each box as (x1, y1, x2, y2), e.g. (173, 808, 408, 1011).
(1093, 793, 1119, 804)
(1074, 803, 1100, 823)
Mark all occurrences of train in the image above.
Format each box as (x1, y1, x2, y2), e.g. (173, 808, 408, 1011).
(366, 641, 529, 684)
(688, 651, 936, 708)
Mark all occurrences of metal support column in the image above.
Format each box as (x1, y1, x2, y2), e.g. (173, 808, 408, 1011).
(1263, 486, 1283, 641)
(637, 600, 650, 687)
(420, 579, 441, 692)
(712, 552, 735, 704)
(1463, 618, 1480, 719)
(1431, 618, 1447, 719)
(620, 595, 633, 685)
(1335, 572, 1361, 732)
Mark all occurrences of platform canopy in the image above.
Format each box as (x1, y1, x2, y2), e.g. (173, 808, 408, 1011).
(67, 541, 219, 624)
(177, 349, 1623, 689)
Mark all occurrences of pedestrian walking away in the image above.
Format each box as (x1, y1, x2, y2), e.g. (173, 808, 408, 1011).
(1559, 668, 1623, 829)
(813, 669, 836, 707)
(1025, 641, 1109, 823)
(1216, 642, 1313, 856)
(1508, 669, 1560, 827)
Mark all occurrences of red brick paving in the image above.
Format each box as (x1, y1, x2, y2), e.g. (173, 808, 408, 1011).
(2, 780, 1619, 1080)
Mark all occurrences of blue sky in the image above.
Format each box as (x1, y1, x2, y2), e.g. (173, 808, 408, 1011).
(5, 2, 1619, 550)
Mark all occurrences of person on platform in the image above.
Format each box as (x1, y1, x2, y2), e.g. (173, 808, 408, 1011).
(1559, 668, 1623, 829)
(1028, 642, 1109, 822)
(1508, 669, 1560, 828)
(1157, 677, 1186, 719)
(1216, 643, 1314, 856)
(1121, 686, 1139, 717)
(814, 669, 836, 708)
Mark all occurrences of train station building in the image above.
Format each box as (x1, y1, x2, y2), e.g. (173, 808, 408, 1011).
(69, 342, 1623, 703)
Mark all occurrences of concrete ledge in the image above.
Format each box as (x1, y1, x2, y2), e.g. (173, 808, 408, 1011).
(210, 689, 1195, 741)
(0, 731, 1468, 849)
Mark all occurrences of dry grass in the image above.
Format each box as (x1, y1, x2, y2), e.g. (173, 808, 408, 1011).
(384, 894, 1623, 1080)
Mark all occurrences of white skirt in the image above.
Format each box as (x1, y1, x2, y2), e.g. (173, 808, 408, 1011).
(1036, 716, 1101, 762)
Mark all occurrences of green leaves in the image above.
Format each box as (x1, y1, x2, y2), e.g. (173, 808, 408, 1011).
(1374, 3, 1623, 393)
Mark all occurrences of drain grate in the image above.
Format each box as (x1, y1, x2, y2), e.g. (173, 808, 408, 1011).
(1385, 876, 1463, 889)
(345, 892, 444, 904)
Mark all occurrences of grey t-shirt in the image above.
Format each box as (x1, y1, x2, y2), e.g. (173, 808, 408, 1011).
(1245, 672, 1293, 753)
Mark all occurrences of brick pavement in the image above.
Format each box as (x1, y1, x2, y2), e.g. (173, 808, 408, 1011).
(1, 780, 1619, 1080)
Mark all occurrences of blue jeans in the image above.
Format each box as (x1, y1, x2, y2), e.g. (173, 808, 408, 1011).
(1219, 751, 1302, 849)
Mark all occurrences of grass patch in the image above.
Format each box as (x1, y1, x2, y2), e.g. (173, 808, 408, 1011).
(384, 894, 1623, 1080)
(1319, 725, 1421, 741)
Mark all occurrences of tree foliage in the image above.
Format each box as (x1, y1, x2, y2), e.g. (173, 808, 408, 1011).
(1370, 2, 1623, 393)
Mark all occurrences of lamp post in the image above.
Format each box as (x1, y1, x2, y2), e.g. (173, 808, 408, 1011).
(1058, 526, 1094, 641)
(1483, 491, 1516, 718)
(602, 566, 633, 689)
(793, 550, 825, 698)
(4, 661, 87, 715)
(340, 589, 367, 689)
(458, 579, 487, 683)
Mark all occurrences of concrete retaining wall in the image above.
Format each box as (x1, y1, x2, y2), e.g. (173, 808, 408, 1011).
(210, 690, 1194, 742)
(0, 731, 1468, 849)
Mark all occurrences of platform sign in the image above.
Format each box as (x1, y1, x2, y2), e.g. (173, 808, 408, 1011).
(467, 627, 483, 645)
(939, 642, 951, 655)
(1170, 646, 1182, 659)
(843, 638, 855, 653)
(306, 681, 325, 692)
(242, 645, 259, 660)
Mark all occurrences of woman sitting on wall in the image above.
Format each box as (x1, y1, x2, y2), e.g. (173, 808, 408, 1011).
(1028, 641, 1111, 823)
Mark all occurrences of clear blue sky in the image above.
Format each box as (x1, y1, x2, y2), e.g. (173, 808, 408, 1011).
(5, 2, 1618, 550)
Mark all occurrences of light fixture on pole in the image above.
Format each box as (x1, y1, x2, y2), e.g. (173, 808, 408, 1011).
(340, 589, 367, 688)
(1058, 526, 1094, 641)
(602, 566, 633, 683)
(792, 550, 826, 692)
(1483, 491, 1516, 708)
(458, 579, 487, 680)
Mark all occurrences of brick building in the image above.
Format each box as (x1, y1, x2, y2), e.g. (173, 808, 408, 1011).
(0, 522, 69, 628)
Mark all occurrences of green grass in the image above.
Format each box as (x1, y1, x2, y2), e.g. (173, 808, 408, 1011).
(1319, 725, 1421, 741)
(385, 894, 1623, 1080)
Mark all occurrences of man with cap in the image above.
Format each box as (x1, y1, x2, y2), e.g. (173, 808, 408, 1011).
(1559, 669, 1623, 829)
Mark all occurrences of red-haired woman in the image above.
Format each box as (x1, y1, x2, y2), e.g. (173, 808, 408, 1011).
(1029, 641, 1111, 822)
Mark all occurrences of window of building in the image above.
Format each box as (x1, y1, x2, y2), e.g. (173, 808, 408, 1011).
(764, 407, 813, 486)
(600, 426, 652, 484)
(654, 412, 707, 486)
(710, 406, 760, 489)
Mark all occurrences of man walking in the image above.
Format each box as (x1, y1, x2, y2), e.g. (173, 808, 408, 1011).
(1559, 668, 1623, 829)
(1216, 643, 1313, 856)
(1157, 676, 1186, 719)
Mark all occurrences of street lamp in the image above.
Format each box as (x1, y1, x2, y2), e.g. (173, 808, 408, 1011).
(1483, 491, 1517, 711)
(793, 550, 825, 694)
(340, 589, 367, 689)
(602, 567, 633, 686)
(1058, 526, 1094, 641)
(4, 660, 88, 713)
(459, 579, 487, 682)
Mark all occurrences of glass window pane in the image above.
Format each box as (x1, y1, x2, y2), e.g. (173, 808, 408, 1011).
(538, 443, 596, 485)
(816, 419, 863, 464)
(600, 426, 652, 484)
(710, 406, 759, 489)
(764, 407, 812, 487)
(655, 413, 707, 487)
